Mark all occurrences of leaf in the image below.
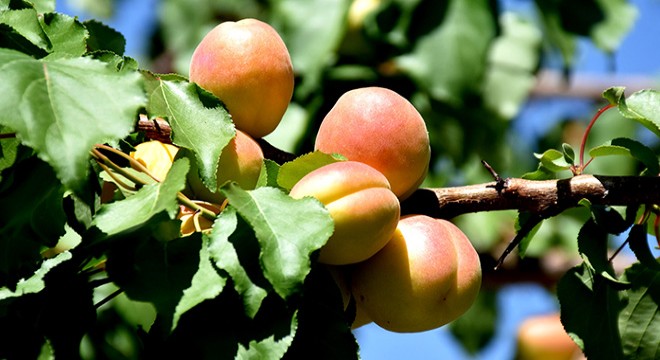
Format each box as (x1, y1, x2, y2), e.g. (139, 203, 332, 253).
(603, 86, 626, 105)
(483, 13, 541, 119)
(171, 235, 227, 331)
(221, 183, 334, 299)
(259, 159, 281, 189)
(91, 158, 188, 237)
(0, 7, 50, 51)
(395, 0, 495, 105)
(589, 137, 659, 176)
(618, 263, 660, 359)
(206, 206, 268, 318)
(449, 290, 498, 354)
(236, 312, 298, 360)
(83, 19, 126, 55)
(534, 148, 572, 172)
(0, 156, 66, 288)
(143, 73, 235, 192)
(534, 0, 578, 69)
(590, 0, 638, 52)
(617, 89, 660, 138)
(0, 49, 145, 193)
(39, 12, 88, 58)
(562, 143, 575, 165)
(0, 251, 71, 300)
(627, 224, 660, 271)
(515, 212, 544, 258)
(557, 263, 625, 359)
(277, 151, 344, 191)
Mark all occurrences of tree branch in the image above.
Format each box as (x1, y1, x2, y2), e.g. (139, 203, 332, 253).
(401, 175, 659, 219)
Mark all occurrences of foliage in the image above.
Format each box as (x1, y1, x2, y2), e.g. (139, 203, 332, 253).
(0, 0, 659, 359)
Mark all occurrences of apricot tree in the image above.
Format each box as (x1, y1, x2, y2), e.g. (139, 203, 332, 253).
(0, 1, 659, 360)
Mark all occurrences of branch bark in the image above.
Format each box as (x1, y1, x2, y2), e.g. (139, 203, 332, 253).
(401, 175, 660, 219)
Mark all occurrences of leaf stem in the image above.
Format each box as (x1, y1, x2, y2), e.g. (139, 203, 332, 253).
(577, 103, 615, 174)
(0, 132, 17, 139)
(94, 288, 124, 309)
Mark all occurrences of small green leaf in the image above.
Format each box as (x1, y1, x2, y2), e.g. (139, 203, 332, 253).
(236, 312, 298, 359)
(83, 19, 126, 55)
(206, 207, 268, 318)
(92, 158, 188, 237)
(521, 164, 555, 180)
(143, 73, 235, 192)
(534, 149, 572, 172)
(618, 263, 660, 359)
(617, 89, 660, 138)
(171, 236, 227, 331)
(589, 137, 659, 176)
(603, 86, 626, 105)
(39, 12, 88, 58)
(277, 151, 344, 191)
(562, 143, 575, 165)
(515, 212, 543, 258)
(0, 49, 145, 193)
(221, 184, 334, 299)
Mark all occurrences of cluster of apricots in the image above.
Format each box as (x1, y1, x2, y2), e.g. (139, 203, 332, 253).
(130, 18, 482, 334)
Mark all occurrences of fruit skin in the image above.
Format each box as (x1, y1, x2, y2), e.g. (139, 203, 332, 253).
(189, 18, 294, 138)
(289, 161, 400, 265)
(516, 313, 583, 360)
(351, 214, 481, 333)
(187, 129, 264, 204)
(327, 265, 372, 329)
(314, 87, 431, 200)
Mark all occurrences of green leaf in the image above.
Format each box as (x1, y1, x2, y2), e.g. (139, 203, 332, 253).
(260, 159, 281, 189)
(143, 73, 235, 192)
(617, 89, 660, 138)
(603, 86, 626, 105)
(0, 7, 50, 51)
(221, 183, 334, 299)
(515, 212, 544, 258)
(535, 0, 578, 68)
(105, 231, 203, 331)
(0, 251, 71, 300)
(534, 148, 572, 172)
(236, 312, 298, 359)
(627, 224, 660, 271)
(277, 151, 344, 191)
(206, 206, 268, 318)
(589, 137, 659, 176)
(28, 0, 54, 13)
(92, 158, 188, 237)
(483, 13, 541, 119)
(557, 263, 625, 359)
(0, 49, 145, 193)
(618, 263, 660, 359)
(0, 156, 66, 288)
(171, 235, 227, 331)
(396, 0, 495, 105)
(39, 12, 88, 58)
(591, 0, 637, 52)
(449, 290, 497, 354)
(83, 19, 125, 55)
(562, 143, 575, 165)
(521, 164, 556, 180)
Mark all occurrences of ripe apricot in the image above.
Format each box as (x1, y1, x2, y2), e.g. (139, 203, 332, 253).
(351, 214, 481, 333)
(314, 87, 430, 200)
(189, 18, 294, 138)
(187, 129, 264, 204)
(516, 313, 583, 360)
(289, 161, 400, 265)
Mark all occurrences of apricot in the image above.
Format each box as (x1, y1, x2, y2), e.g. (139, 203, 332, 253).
(130, 140, 179, 181)
(351, 214, 481, 333)
(187, 129, 264, 204)
(288, 161, 400, 265)
(516, 313, 584, 360)
(189, 18, 294, 138)
(314, 87, 431, 200)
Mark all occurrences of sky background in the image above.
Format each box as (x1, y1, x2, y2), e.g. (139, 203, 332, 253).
(54, 0, 660, 358)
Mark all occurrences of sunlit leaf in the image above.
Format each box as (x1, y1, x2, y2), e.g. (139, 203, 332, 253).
(277, 151, 344, 191)
(221, 184, 334, 299)
(144, 73, 235, 192)
(0, 251, 71, 300)
(236, 312, 298, 359)
(0, 49, 145, 193)
(617, 89, 660, 138)
(589, 137, 659, 176)
(39, 12, 88, 58)
(534, 149, 572, 172)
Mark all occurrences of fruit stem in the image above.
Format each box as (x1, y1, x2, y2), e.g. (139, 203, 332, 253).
(576, 103, 615, 174)
(0, 132, 16, 139)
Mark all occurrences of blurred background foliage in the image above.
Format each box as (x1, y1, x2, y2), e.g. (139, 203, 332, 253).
(57, 0, 659, 358)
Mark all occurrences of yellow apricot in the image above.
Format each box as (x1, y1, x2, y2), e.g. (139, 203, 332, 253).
(289, 161, 400, 265)
(130, 140, 179, 181)
(516, 313, 584, 360)
(351, 214, 481, 333)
